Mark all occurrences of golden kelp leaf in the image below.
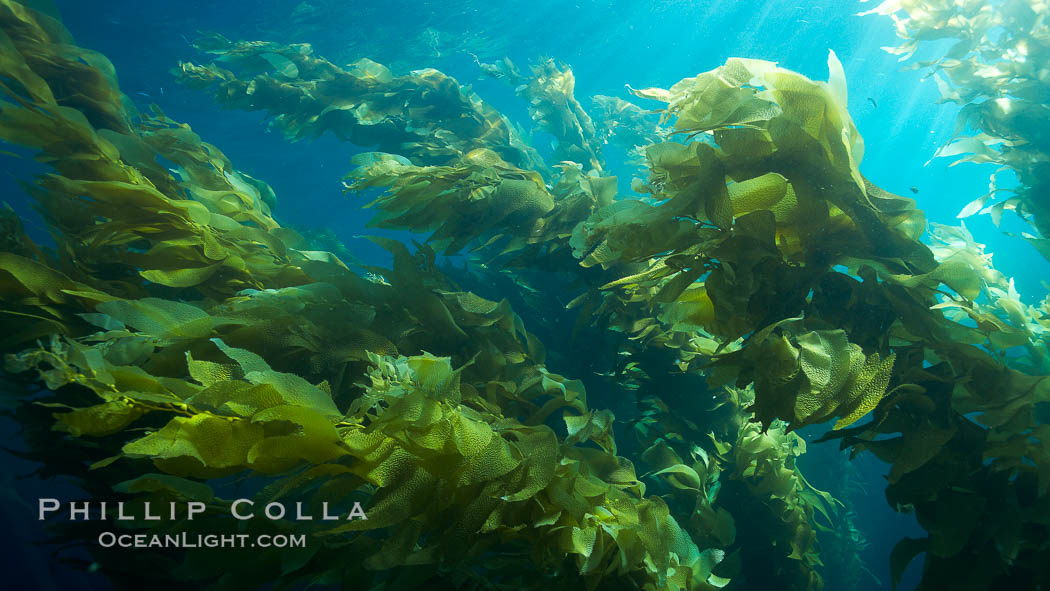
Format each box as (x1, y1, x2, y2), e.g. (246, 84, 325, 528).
(833, 352, 896, 429)
(456, 430, 519, 485)
(247, 405, 347, 471)
(96, 298, 213, 340)
(634, 57, 780, 132)
(449, 410, 493, 458)
(740, 326, 897, 432)
(728, 172, 799, 224)
(259, 52, 299, 78)
(794, 331, 865, 423)
(716, 127, 775, 172)
(122, 414, 265, 477)
(501, 426, 559, 501)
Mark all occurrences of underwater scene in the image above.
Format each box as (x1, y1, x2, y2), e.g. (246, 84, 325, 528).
(1, 0, 1049, 589)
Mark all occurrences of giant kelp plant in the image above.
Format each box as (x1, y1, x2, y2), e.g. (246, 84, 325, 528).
(1, 1, 1049, 590)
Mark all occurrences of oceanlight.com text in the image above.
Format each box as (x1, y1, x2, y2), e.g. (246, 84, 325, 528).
(97, 532, 307, 549)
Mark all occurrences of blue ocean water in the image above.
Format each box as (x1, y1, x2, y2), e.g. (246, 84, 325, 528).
(2, 1, 1047, 590)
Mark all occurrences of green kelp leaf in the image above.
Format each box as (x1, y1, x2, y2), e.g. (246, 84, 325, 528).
(89, 455, 122, 470)
(890, 537, 927, 590)
(185, 381, 284, 417)
(888, 259, 982, 301)
(636, 60, 781, 133)
(185, 352, 235, 387)
(651, 464, 703, 491)
(139, 265, 221, 288)
(259, 52, 299, 78)
(0, 252, 110, 304)
(457, 430, 520, 486)
(333, 464, 438, 534)
(96, 298, 213, 340)
(113, 370, 195, 403)
(405, 353, 463, 402)
(569, 525, 598, 559)
(244, 369, 341, 418)
(865, 423, 957, 484)
(210, 338, 270, 374)
(641, 440, 685, 472)
(78, 312, 125, 331)
(712, 507, 736, 546)
(925, 489, 985, 557)
(1026, 235, 1050, 262)
(53, 400, 146, 436)
(114, 473, 215, 502)
(501, 426, 559, 501)
(0, 26, 56, 104)
(800, 489, 835, 530)
(728, 172, 800, 224)
(563, 409, 616, 453)
(449, 408, 493, 459)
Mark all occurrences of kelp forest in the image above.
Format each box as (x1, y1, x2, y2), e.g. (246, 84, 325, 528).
(0, 0, 1048, 590)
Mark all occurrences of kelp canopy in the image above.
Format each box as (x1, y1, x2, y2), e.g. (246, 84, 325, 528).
(1, 1, 1049, 590)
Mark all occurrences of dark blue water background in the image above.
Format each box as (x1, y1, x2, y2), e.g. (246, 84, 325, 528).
(5, 1, 1047, 589)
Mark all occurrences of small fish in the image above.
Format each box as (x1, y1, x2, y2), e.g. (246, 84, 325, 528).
(867, 97, 878, 109)
(909, 186, 919, 194)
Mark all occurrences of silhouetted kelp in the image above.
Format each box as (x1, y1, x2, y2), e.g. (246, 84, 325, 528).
(2, 1, 1050, 590)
